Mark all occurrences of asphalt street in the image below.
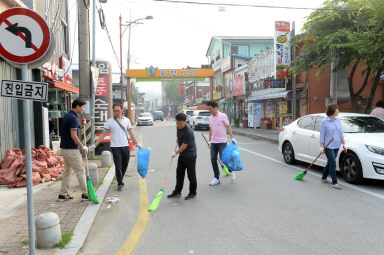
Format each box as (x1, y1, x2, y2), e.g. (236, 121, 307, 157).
(81, 121, 384, 255)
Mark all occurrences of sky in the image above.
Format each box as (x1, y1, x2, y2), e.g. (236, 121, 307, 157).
(68, 0, 326, 94)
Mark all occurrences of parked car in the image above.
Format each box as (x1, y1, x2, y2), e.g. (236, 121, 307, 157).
(137, 112, 153, 126)
(154, 111, 164, 121)
(189, 110, 210, 130)
(183, 110, 194, 124)
(279, 113, 384, 184)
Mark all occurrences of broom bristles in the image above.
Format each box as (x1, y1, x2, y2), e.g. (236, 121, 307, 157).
(222, 165, 230, 176)
(87, 177, 99, 204)
(294, 171, 306, 180)
(148, 190, 164, 211)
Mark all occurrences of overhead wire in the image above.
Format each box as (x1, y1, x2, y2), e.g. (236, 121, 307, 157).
(151, 0, 362, 11)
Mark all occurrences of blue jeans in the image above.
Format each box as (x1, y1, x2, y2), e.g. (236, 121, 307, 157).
(210, 143, 229, 179)
(322, 148, 339, 184)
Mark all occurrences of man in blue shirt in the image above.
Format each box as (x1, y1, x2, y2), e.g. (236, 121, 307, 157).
(58, 98, 89, 201)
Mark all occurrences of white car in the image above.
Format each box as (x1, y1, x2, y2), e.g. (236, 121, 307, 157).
(183, 110, 194, 124)
(137, 112, 153, 126)
(189, 110, 210, 130)
(279, 113, 384, 184)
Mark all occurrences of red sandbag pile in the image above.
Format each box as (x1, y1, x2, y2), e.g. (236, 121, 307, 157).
(0, 145, 64, 189)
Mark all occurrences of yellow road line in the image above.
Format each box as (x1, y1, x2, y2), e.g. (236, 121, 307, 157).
(116, 135, 149, 255)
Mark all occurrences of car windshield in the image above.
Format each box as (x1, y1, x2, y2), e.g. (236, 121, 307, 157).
(198, 112, 210, 116)
(186, 111, 193, 115)
(341, 117, 384, 133)
(155, 112, 163, 116)
(141, 113, 151, 117)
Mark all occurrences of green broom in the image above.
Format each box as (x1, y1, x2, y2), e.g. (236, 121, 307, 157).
(202, 133, 230, 176)
(294, 138, 334, 180)
(83, 126, 99, 204)
(148, 145, 177, 211)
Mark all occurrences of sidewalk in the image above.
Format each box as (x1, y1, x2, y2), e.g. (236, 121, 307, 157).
(232, 127, 280, 144)
(0, 157, 112, 255)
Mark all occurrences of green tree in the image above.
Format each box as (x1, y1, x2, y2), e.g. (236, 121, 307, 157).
(292, 0, 384, 112)
(164, 81, 184, 104)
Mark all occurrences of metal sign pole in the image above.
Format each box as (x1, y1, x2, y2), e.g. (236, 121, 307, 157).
(22, 63, 36, 254)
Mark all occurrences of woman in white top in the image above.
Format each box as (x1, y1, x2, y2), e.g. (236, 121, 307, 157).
(370, 100, 384, 120)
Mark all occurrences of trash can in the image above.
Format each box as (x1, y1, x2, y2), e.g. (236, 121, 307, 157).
(102, 151, 112, 167)
(35, 212, 61, 248)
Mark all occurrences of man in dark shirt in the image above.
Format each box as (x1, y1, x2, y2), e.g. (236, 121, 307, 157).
(58, 98, 89, 201)
(168, 113, 197, 200)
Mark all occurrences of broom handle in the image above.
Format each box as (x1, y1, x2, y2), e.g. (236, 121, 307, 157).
(202, 133, 225, 166)
(304, 138, 334, 172)
(82, 124, 90, 177)
(161, 144, 178, 189)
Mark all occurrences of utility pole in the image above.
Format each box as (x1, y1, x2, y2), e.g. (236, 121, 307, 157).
(90, 0, 96, 156)
(78, 0, 91, 100)
(291, 21, 297, 121)
(119, 15, 124, 106)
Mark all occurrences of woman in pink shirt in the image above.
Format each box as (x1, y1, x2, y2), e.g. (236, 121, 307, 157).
(206, 101, 236, 185)
(370, 100, 384, 120)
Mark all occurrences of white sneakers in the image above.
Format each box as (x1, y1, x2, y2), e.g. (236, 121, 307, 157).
(209, 178, 221, 186)
(230, 171, 236, 181)
(209, 173, 237, 186)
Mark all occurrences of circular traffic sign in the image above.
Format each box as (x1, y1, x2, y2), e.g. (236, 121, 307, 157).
(0, 8, 51, 64)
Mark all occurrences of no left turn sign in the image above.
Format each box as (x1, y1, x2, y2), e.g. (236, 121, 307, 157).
(0, 8, 51, 64)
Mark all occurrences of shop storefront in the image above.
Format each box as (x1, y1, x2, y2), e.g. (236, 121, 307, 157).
(42, 56, 78, 139)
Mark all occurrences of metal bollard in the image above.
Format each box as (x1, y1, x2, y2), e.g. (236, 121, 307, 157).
(88, 163, 99, 187)
(35, 212, 61, 249)
(102, 151, 112, 167)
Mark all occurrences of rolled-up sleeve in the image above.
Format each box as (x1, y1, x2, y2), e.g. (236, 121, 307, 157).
(320, 121, 326, 144)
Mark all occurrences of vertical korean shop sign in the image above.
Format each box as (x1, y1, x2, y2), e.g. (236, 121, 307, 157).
(94, 61, 112, 142)
(0, 8, 51, 64)
(274, 21, 291, 79)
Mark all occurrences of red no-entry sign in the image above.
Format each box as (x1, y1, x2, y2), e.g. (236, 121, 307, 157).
(0, 8, 51, 64)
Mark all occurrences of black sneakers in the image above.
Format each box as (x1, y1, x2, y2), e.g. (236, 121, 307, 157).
(117, 185, 123, 191)
(81, 194, 90, 201)
(167, 192, 181, 198)
(185, 193, 196, 200)
(58, 194, 73, 202)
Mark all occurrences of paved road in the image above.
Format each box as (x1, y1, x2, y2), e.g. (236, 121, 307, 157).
(81, 121, 384, 255)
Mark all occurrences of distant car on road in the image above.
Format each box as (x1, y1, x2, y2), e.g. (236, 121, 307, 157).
(189, 110, 210, 130)
(279, 113, 384, 184)
(183, 110, 194, 124)
(137, 112, 153, 126)
(154, 111, 164, 121)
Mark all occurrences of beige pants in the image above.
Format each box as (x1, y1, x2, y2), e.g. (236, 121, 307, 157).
(60, 149, 88, 196)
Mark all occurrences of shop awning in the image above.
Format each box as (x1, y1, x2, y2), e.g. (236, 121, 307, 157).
(248, 90, 290, 101)
(54, 81, 79, 93)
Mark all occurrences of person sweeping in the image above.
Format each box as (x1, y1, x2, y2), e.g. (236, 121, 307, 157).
(167, 113, 197, 200)
(206, 101, 236, 185)
(320, 104, 345, 190)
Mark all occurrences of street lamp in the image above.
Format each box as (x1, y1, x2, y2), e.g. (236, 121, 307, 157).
(119, 14, 153, 121)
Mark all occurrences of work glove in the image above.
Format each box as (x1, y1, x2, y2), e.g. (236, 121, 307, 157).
(171, 151, 177, 158)
(320, 147, 325, 154)
(231, 138, 237, 144)
(343, 145, 347, 154)
(135, 143, 142, 149)
(82, 146, 89, 153)
(89, 144, 96, 151)
(81, 118, 86, 126)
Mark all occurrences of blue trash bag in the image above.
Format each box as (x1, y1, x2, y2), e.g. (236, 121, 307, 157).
(137, 147, 151, 178)
(221, 141, 243, 171)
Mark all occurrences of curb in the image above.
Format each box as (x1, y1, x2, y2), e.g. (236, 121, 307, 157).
(59, 164, 116, 255)
(232, 130, 279, 144)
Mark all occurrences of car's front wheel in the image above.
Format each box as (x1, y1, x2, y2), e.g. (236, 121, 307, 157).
(341, 153, 363, 184)
(283, 142, 296, 165)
